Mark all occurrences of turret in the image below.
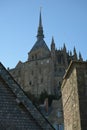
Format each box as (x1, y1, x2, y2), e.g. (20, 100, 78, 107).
(79, 52, 83, 61)
(63, 43, 66, 52)
(73, 47, 77, 60)
(63, 43, 68, 68)
(51, 37, 55, 62)
(51, 37, 55, 50)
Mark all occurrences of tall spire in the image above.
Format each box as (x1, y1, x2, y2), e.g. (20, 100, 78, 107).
(51, 36, 55, 63)
(37, 9, 44, 39)
(51, 36, 55, 45)
(51, 36, 55, 50)
(39, 9, 42, 27)
(73, 46, 77, 60)
(63, 43, 66, 52)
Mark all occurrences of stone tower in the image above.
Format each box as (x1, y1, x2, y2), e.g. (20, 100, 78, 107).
(61, 61, 87, 130)
(28, 10, 50, 61)
(9, 11, 81, 97)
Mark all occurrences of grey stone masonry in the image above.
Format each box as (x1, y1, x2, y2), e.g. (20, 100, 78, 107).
(61, 61, 87, 130)
(0, 62, 54, 130)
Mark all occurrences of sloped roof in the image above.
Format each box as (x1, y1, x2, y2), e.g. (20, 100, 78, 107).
(30, 39, 50, 53)
(0, 62, 54, 130)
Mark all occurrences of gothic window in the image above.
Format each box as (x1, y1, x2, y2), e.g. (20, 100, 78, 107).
(58, 54, 64, 64)
(58, 55, 61, 64)
(29, 81, 32, 85)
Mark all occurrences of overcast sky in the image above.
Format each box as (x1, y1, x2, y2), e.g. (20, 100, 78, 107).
(0, 0, 87, 68)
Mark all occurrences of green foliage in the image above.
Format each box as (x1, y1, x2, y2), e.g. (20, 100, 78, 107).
(39, 90, 58, 106)
(39, 89, 48, 104)
(48, 95, 54, 106)
(26, 90, 60, 107)
(26, 91, 39, 105)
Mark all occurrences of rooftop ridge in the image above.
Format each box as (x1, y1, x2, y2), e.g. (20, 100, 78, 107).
(0, 62, 54, 130)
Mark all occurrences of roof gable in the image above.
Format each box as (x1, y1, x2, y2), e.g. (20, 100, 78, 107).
(0, 76, 41, 129)
(0, 62, 54, 130)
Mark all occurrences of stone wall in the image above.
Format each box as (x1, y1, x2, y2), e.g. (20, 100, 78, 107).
(10, 57, 54, 96)
(76, 63, 87, 130)
(61, 62, 82, 130)
(0, 78, 42, 130)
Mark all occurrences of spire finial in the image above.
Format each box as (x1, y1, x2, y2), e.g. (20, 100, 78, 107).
(40, 6, 42, 13)
(52, 36, 54, 44)
(63, 43, 66, 52)
(39, 7, 42, 27)
(51, 36, 55, 50)
(37, 8, 44, 39)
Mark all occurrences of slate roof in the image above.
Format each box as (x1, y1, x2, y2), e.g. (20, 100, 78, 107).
(0, 62, 54, 130)
(30, 39, 50, 53)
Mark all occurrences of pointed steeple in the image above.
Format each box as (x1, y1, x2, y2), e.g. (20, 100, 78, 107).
(51, 36, 55, 50)
(37, 10, 44, 39)
(79, 52, 83, 61)
(39, 9, 42, 27)
(51, 36, 55, 45)
(73, 47, 76, 54)
(73, 46, 77, 60)
(63, 43, 66, 52)
(51, 36, 55, 62)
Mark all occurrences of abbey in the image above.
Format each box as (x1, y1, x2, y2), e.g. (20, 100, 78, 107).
(9, 11, 83, 97)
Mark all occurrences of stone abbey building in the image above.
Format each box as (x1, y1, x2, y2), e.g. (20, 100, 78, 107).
(9, 11, 83, 97)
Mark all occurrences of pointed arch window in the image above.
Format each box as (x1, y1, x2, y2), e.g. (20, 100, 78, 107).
(29, 81, 32, 85)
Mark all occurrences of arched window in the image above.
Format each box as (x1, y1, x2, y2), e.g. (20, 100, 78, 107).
(29, 81, 32, 85)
